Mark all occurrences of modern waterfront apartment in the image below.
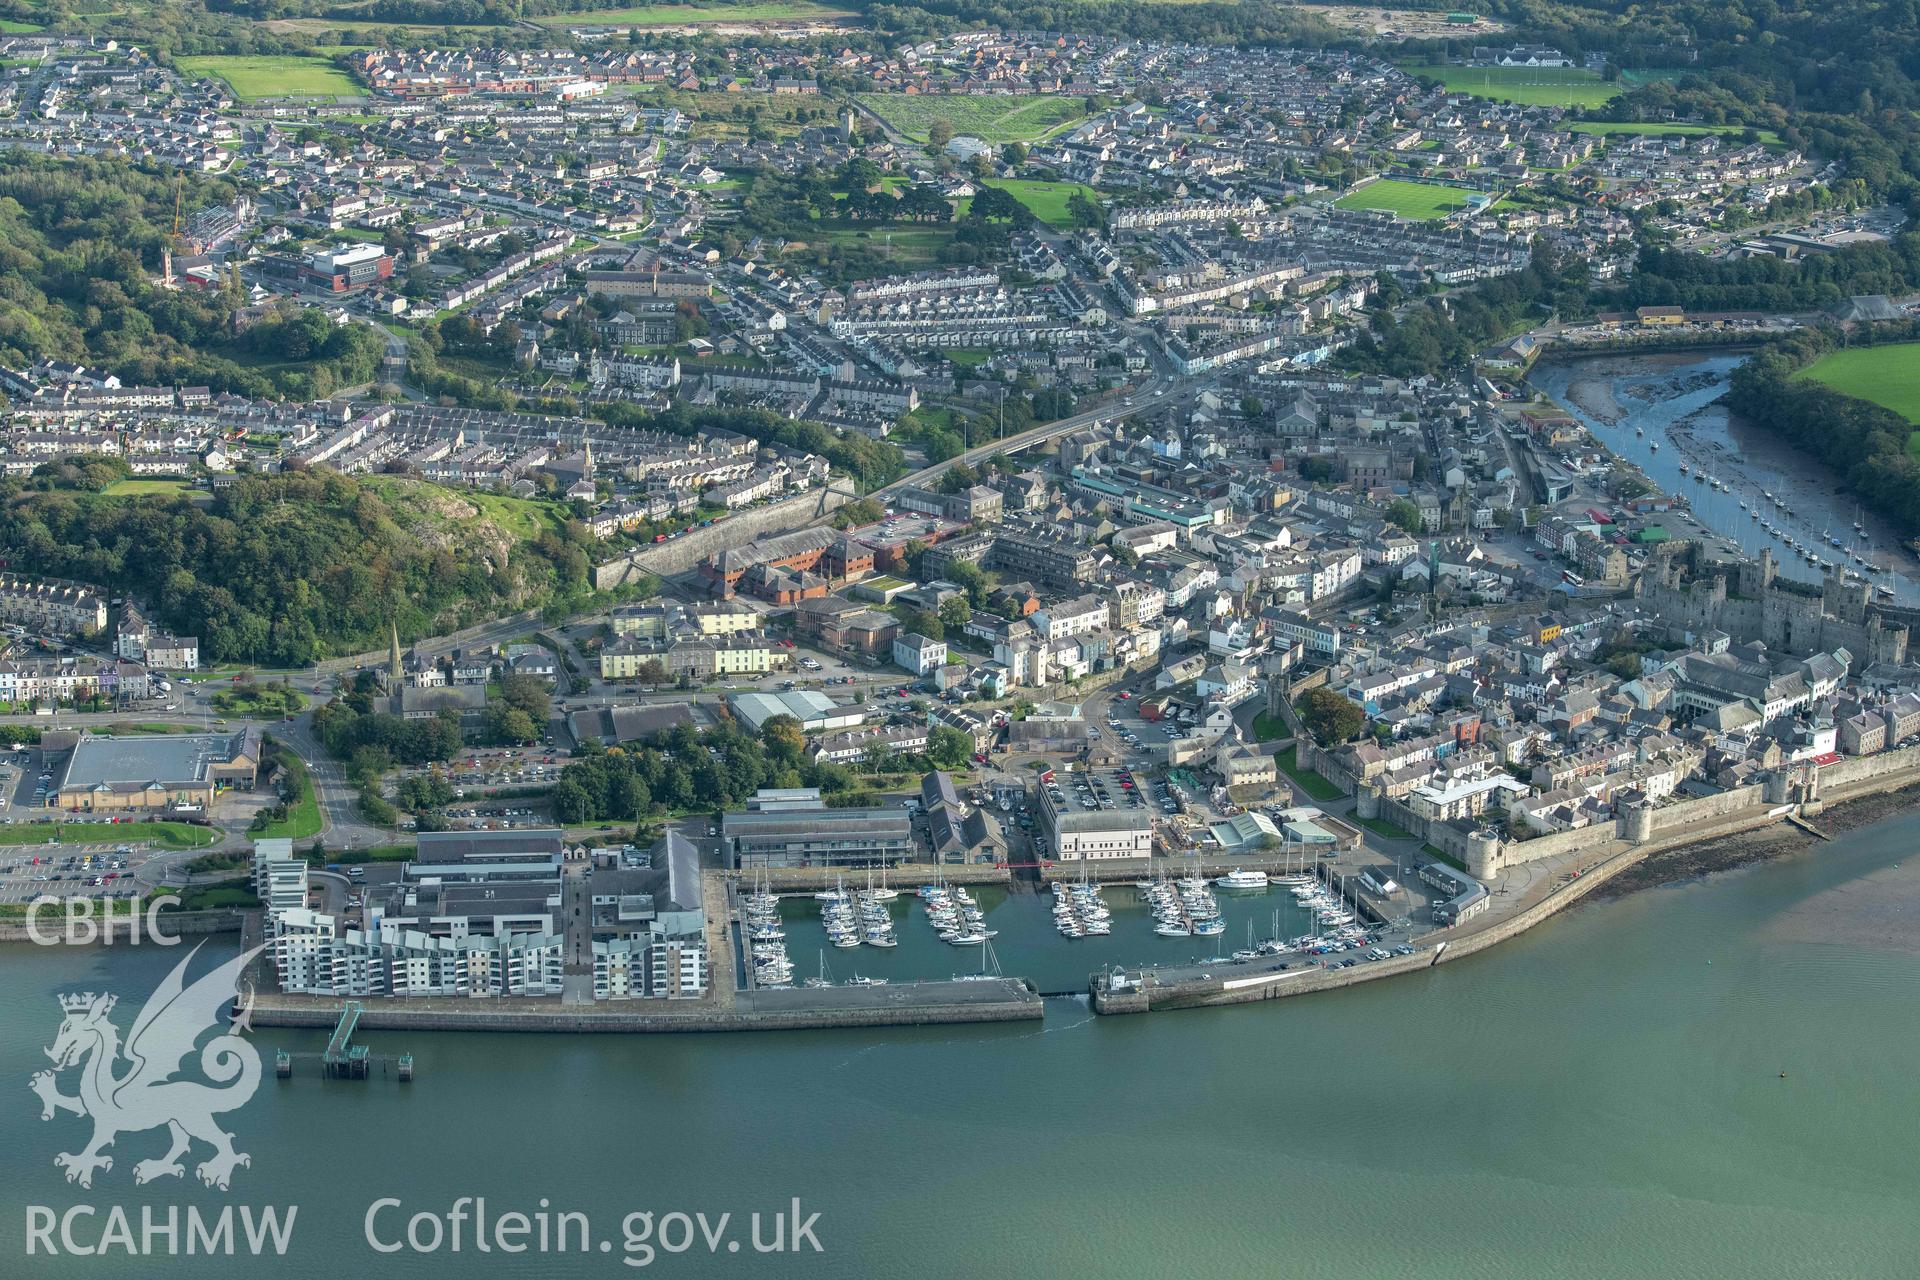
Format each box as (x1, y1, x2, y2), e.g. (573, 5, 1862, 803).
(264, 831, 707, 1001)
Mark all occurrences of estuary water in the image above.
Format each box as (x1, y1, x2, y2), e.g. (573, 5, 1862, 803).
(3, 809, 1919, 1279)
(1531, 351, 1920, 604)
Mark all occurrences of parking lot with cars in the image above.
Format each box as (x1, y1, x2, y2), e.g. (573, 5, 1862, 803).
(0, 847, 144, 904)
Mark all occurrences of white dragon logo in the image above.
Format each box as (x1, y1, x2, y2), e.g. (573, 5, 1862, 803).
(30, 943, 265, 1191)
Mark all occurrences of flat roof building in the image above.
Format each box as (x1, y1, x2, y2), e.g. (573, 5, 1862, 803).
(1038, 787, 1152, 861)
(721, 795, 912, 869)
(51, 725, 260, 813)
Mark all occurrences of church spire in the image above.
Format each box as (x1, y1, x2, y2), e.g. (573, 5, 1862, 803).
(388, 620, 403, 682)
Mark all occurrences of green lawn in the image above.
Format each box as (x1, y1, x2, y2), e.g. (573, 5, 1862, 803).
(858, 93, 1088, 143)
(254, 749, 322, 841)
(304, 843, 414, 865)
(211, 685, 307, 718)
(1795, 343, 1920, 428)
(174, 55, 362, 101)
(0, 17, 44, 30)
(1334, 177, 1482, 220)
(1569, 121, 1783, 144)
(0, 821, 218, 849)
(102, 478, 194, 497)
(535, 2, 854, 24)
(1251, 711, 1291, 743)
(1404, 63, 1621, 108)
(807, 224, 954, 270)
(1358, 815, 1418, 840)
(1278, 745, 1344, 802)
(981, 178, 1096, 228)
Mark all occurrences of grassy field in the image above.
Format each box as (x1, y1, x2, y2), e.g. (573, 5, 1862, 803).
(536, 2, 854, 25)
(1404, 63, 1621, 108)
(1795, 344, 1920, 441)
(174, 55, 362, 101)
(359, 476, 567, 542)
(0, 17, 44, 30)
(464, 491, 570, 540)
(102, 478, 194, 497)
(1277, 745, 1344, 802)
(805, 224, 954, 271)
(858, 93, 1087, 143)
(210, 685, 306, 718)
(1334, 177, 1481, 219)
(262, 18, 504, 38)
(0, 821, 219, 849)
(1569, 121, 1782, 143)
(254, 750, 322, 842)
(979, 178, 1096, 228)
(1251, 711, 1290, 742)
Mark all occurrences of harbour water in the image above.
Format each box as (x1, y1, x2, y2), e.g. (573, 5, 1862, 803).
(5, 811, 1920, 1278)
(766, 876, 1325, 991)
(1532, 351, 1920, 604)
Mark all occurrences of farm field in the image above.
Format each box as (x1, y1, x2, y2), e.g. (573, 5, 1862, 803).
(174, 55, 362, 100)
(535, 2, 854, 25)
(1793, 344, 1920, 444)
(857, 93, 1086, 143)
(1570, 121, 1784, 143)
(1403, 63, 1620, 108)
(1333, 177, 1480, 219)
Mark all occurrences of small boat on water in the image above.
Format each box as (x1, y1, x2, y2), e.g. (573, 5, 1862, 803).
(1215, 869, 1270, 891)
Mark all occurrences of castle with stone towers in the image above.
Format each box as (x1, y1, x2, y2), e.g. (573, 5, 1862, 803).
(1636, 548, 1910, 667)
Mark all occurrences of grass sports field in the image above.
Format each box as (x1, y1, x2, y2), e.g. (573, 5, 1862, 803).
(857, 93, 1086, 143)
(536, 2, 854, 24)
(1404, 63, 1620, 108)
(174, 55, 361, 100)
(1333, 178, 1480, 219)
(1794, 345, 1920, 455)
(980, 178, 1096, 227)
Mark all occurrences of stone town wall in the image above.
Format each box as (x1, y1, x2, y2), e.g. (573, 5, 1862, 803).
(593, 485, 854, 587)
(0, 908, 243, 944)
